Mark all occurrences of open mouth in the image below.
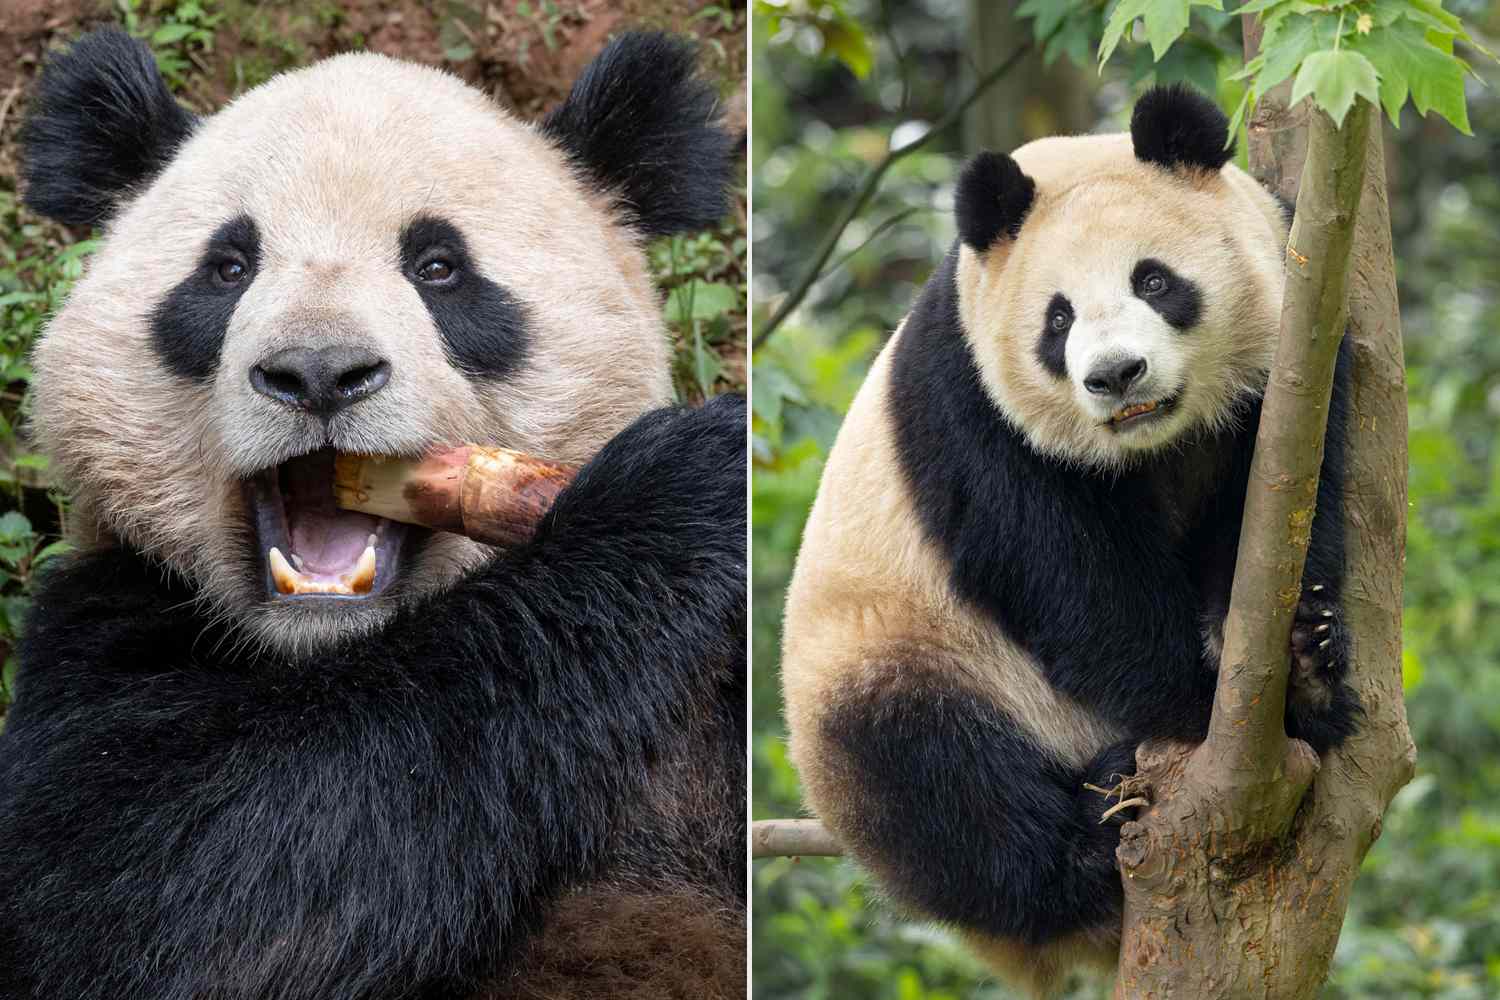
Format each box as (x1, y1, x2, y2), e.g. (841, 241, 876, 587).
(246, 449, 415, 600)
(1107, 392, 1181, 430)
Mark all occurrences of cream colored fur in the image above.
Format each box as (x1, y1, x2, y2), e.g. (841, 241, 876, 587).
(782, 133, 1289, 997)
(958, 133, 1287, 470)
(782, 339, 1122, 998)
(31, 52, 671, 655)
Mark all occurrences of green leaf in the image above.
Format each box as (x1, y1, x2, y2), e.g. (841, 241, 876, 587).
(0, 511, 31, 546)
(1353, 21, 1472, 132)
(54, 239, 99, 264)
(1151, 36, 1223, 96)
(1018, 0, 1074, 43)
(151, 22, 197, 45)
(1251, 12, 1340, 99)
(32, 540, 73, 565)
(666, 280, 739, 323)
(11, 453, 48, 471)
(690, 326, 725, 395)
(1225, 88, 1253, 146)
(1100, 0, 1223, 66)
(821, 17, 873, 79)
(1289, 48, 1381, 127)
(751, 360, 807, 431)
(1043, 11, 1100, 67)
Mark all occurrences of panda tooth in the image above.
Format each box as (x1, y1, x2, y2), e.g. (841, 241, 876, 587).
(367, 533, 378, 547)
(290, 553, 305, 571)
(347, 544, 377, 595)
(268, 547, 300, 595)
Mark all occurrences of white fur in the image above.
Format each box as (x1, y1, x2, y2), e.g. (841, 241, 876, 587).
(957, 134, 1288, 470)
(32, 52, 672, 655)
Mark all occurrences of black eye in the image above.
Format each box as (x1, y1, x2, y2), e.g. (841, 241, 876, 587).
(1141, 272, 1167, 296)
(214, 258, 248, 286)
(1048, 309, 1071, 333)
(417, 259, 456, 283)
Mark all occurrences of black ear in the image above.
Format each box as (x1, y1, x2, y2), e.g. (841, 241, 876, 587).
(955, 151, 1035, 253)
(20, 28, 198, 226)
(541, 32, 734, 236)
(1130, 84, 1233, 173)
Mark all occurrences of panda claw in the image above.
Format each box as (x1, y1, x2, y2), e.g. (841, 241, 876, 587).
(1099, 796, 1148, 823)
(1310, 584, 1325, 592)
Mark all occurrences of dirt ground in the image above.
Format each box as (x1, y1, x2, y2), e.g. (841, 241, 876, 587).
(0, 0, 744, 115)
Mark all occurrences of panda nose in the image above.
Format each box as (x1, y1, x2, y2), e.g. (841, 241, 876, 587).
(1083, 356, 1148, 397)
(250, 345, 391, 415)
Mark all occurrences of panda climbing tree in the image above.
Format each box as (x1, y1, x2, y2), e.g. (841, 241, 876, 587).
(754, 2, 1492, 998)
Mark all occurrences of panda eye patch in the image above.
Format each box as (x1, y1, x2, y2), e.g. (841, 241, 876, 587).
(1036, 292, 1072, 379)
(1131, 258, 1202, 330)
(398, 214, 530, 381)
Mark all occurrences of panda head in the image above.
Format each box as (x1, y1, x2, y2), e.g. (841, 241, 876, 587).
(953, 85, 1289, 469)
(22, 28, 734, 654)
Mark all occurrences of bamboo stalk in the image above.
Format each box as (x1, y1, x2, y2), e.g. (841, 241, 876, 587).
(333, 446, 577, 548)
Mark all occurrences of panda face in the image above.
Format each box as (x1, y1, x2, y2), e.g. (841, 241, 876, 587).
(1018, 185, 1221, 456)
(953, 126, 1289, 470)
(24, 33, 731, 654)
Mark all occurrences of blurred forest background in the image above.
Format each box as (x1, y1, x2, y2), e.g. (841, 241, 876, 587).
(0, 0, 746, 721)
(751, 1, 1500, 997)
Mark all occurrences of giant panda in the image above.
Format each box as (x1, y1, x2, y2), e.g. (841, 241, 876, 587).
(0, 26, 745, 1000)
(780, 85, 1358, 998)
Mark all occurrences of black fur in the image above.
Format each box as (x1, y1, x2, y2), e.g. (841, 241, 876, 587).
(20, 28, 198, 226)
(399, 216, 531, 380)
(541, 32, 734, 237)
(1130, 84, 1234, 173)
(1131, 257, 1202, 330)
(150, 215, 261, 381)
(1275, 192, 1297, 226)
(954, 151, 1036, 253)
(889, 250, 1354, 744)
(0, 395, 746, 1000)
(830, 248, 1359, 946)
(1036, 292, 1072, 379)
(823, 668, 1136, 941)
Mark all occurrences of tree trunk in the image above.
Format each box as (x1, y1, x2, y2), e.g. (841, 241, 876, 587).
(1111, 83, 1415, 1000)
(963, 0, 1091, 155)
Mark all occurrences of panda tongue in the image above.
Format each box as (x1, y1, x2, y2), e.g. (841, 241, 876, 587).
(290, 510, 378, 575)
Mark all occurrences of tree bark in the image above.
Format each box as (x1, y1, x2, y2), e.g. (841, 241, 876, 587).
(750, 818, 842, 859)
(1112, 95, 1415, 1000)
(963, 0, 1091, 155)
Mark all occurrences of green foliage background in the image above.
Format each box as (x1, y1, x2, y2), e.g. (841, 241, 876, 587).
(751, 1, 1500, 997)
(0, 0, 747, 724)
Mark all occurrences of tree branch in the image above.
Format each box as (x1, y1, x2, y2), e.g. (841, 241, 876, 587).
(1211, 100, 1371, 779)
(752, 42, 1030, 351)
(1114, 95, 1415, 1000)
(751, 818, 842, 858)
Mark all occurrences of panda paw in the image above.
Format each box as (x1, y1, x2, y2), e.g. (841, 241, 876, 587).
(1289, 585, 1350, 709)
(1075, 742, 1145, 863)
(1286, 585, 1361, 753)
(539, 394, 746, 558)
